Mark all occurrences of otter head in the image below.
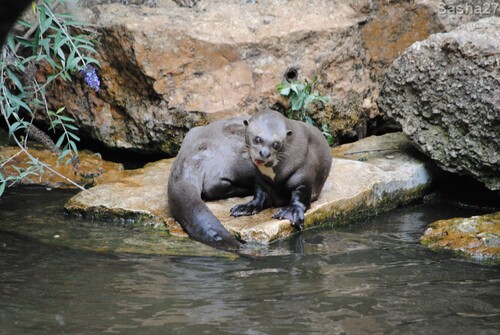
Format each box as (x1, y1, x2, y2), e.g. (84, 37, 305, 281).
(243, 111, 292, 169)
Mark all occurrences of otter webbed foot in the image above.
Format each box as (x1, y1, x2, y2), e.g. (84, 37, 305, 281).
(230, 187, 270, 217)
(273, 205, 305, 230)
(230, 201, 263, 217)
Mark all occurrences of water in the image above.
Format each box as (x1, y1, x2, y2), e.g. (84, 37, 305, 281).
(1, 187, 499, 335)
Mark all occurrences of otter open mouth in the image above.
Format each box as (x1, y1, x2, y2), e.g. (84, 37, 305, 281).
(253, 159, 265, 166)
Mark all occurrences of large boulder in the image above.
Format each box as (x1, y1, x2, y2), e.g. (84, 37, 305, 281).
(379, 17, 500, 190)
(40, 0, 451, 154)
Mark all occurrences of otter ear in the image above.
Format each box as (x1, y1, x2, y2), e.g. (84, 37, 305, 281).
(287, 130, 293, 137)
(243, 120, 249, 127)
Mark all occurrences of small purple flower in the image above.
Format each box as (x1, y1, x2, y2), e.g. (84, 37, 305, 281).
(81, 64, 100, 92)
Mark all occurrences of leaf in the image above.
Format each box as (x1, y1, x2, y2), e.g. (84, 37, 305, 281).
(5, 68, 25, 93)
(48, 119, 61, 130)
(83, 58, 100, 67)
(77, 44, 97, 54)
(303, 95, 315, 110)
(295, 82, 305, 93)
(56, 45, 66, 62)
(58, 148, 71, 162)
(17, 19, 32, 28)
(55, 134, 65, 148)
(291, 93, 307, 111)
(65, 124, 79, 131)
(8, 121, 27, 138)
(68, 132, 80, 141)
(56, 106, 66, 114)
(9, 94, 32, 114)
(3, 105, 14, 119)
(322, 123, 334, 146)
(40, 37, 51, 57)
(67, 50, 79, 71)
(58, 115, 75, 122)
(15, 37, 35, 49)
(59, 71, 69, 81)
(279, 86, 291, 96)
(39, 14, 53, 35)
(7, 34, 16, 51)
(69, 140, 78, 153)
(72, 36, 94, 44)
(276, 82, 287, 92)
(0, 181, 5, 197)
(45, 74, 57, 85)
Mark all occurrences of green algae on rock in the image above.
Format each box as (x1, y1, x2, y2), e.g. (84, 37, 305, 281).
(421, 212, 500, 263)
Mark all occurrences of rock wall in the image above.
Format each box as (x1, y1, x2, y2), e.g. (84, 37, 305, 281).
(379, 17, 500, 190)
(40, 0, 496, 155)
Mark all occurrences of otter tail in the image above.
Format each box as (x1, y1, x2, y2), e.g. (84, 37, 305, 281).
(168, 181, 242, 252)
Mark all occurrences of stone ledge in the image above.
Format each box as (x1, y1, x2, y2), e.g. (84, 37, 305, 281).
(0, 146, 124, 188)
(421, 212, 500, 263)
(64, 132, 433, 244)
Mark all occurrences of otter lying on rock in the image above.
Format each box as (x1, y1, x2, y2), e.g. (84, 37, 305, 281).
(168, 109, 331, 251)
(168, 117, 255, 252)
(230, 110, 332, 230)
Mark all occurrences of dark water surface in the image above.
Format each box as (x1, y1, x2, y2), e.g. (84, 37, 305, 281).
(1, 187, 499, 335)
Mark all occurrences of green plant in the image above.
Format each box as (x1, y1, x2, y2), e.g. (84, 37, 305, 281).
(0, 0, 100, 196)
(276, 76, 334, 145)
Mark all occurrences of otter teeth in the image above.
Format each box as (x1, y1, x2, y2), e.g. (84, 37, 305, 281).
(254, 159, 265, 166)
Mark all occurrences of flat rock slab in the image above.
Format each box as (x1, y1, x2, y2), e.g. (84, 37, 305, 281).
(65, 132, 433, 244)
(421, 212, 500, 263)
(0, 146, 124, 188)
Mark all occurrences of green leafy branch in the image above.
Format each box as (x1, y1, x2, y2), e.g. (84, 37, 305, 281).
(0, 0, 100, 196)
(277, 76, 334, 145)
(48, 107, 80, 165)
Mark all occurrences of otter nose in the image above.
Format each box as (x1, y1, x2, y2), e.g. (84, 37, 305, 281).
(259, 148, 271, 159)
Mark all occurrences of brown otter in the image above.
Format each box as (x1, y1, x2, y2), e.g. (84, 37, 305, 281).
(230, 110, 332, 230)
(168, 117, 255, 251)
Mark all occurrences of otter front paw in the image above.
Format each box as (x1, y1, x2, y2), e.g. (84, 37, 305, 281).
(273, 206, 305, 230)
(230, 202, 262, 217)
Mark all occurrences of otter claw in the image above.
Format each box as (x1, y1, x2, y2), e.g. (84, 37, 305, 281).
(273, 206, 304, 230)
(230, 204, 259, 217)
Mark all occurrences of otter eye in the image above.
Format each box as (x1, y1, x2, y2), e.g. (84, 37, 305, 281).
(253, 136, 262, 144)
(272, 141, 282, 150)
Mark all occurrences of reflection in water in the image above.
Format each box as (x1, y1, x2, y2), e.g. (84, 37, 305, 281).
(0, 187, 499, 334)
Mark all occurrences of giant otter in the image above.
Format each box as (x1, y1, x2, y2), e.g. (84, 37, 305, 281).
(168, 117, 255, 251)
(230, 110, 332, 230)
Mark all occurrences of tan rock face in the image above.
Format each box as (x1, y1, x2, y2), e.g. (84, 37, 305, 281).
(42, 0, 447, 154)
(64, 132, 433, 244)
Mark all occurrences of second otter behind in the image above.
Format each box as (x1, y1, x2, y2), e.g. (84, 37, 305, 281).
(230, 110, 332, 229)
